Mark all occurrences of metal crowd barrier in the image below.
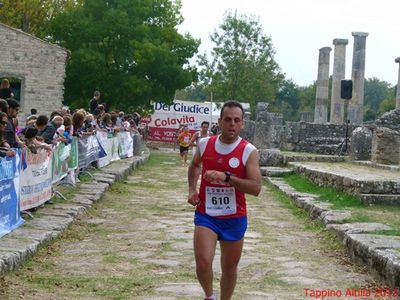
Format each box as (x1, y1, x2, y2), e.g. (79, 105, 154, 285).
(0, 132, 143, 239)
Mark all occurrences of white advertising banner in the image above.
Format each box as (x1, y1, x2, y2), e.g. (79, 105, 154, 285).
(20, 149, 53, 211)
(147, 100, 217, 143)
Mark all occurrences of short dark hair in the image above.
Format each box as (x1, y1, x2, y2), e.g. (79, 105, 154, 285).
(0, 99, 8, 113)
(30, 108, 37, 115)
(6, 98, 19, 109)
(24, 126, 38, 139)
(36, 115, 49, 127)
(201, 121, 210, 126)
(220, 101, 244, 119)
(93, 108, 101, 116)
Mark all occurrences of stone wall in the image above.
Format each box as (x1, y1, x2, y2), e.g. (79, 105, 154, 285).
(375, 108, 400, 131)
(283, 122, 356, 155)
(0, 23, 68, 119)
(346, 109, 400, 164)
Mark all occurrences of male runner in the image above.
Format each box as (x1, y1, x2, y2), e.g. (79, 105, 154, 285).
(178, 125, 191, 166)
(189, 121, 212, 157)
(187, 101, 261, 300)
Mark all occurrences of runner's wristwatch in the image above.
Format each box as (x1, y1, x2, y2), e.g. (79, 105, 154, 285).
(224, 171, 232, 182)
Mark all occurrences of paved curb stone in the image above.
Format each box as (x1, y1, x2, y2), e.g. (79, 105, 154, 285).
(265, 176, 400, 288)
(0, 150, 150, 275)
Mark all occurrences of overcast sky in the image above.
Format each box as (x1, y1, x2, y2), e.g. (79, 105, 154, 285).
(178, 0, 400, 87)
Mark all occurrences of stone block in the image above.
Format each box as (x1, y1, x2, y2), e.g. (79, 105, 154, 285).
(259, 149, 285, 166)
(371, 127, 400, 165)
(350, 126, 373, 161)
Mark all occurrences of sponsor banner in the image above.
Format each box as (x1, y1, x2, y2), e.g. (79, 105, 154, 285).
(77, 135, 106, 169)
(52, 142, 71, 184)
(147, 100, 217, 143)
(149, 127, 178, 143)
(118, 131, 133, 158)
(20, 148, 53, 211)
(0, 149, 24, 238)
(97, 131, 111, 168)
(110, 136, 120, 162)
(68, 137, 79, 171)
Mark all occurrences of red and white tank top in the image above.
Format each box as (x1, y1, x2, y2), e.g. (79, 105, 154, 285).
(197, 135, 256, 219)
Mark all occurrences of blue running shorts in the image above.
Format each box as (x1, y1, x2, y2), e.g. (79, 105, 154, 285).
(194, 211, 247, 241)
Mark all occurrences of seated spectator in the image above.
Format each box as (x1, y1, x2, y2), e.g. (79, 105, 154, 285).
(61, 106, 70, 116)
(132, 112, 141, 126)
(26, 115, 37, 127)
(63, 114, 73, 137)
(110, 112, 120, 133)
(0, 79, 14, 99)
(116, 111, 124, 127)
(27, 108, 38, 120)
(0, 111, 16, 157)
(72, 111, 86, 137)
(99, 113, 113, 132)
(84, 114, 96, 133)
(30, 108, 37, 116)
(97, 104, 105, 117)
(50, 110, 63, 120)
(35, 115, 56, 144)
(0, 98, 8, 113)
(92, 109, 102, 130)
(23, 126, 52, 153)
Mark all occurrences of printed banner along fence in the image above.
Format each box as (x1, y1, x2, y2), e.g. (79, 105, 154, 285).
(0, 132, 140, 238)
(0, 150, 24, 238)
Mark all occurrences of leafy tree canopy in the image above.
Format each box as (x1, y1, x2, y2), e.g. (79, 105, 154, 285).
(0, 0, 82, 36)
(364, 77, 395, 120)
(48, 0, 199, 110)
(197, 10, 283, 115)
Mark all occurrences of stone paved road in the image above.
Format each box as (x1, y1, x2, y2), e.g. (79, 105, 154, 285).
(0, 150, 391, 300)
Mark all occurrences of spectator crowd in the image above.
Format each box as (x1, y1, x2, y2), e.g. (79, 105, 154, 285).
(0, 90, 144, 159)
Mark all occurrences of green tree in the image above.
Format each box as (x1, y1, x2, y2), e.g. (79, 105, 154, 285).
(273, 79, 300, 120)
(298, 83, 316, 113)
(378, 98, 395, 115)
(198, 10, 283, 115)
(175, 84, 208, 102)
(48, 0, 199, 110)
(0, 0, 82, 36)
(364, 77, 394, 120)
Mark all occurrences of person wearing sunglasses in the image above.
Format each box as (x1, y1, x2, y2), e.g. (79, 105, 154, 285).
(0, 111, 16, 157)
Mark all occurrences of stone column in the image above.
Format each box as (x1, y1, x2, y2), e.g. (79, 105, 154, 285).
(314, 47, 331, 124)
(348, 32, 368, 124)
(396, 57, 400, 109)
(330, 39, 348, 124)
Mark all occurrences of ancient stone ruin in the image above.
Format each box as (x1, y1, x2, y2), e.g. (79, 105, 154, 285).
(0, 23, 68, 119)
(246, 30, 400, 170)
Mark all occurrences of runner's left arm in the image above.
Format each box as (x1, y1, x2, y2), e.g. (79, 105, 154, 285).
(203, 149, 262, 196)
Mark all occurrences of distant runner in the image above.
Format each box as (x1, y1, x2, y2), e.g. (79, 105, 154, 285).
(178, 125, 191, 166)
(189, 121, 212, 157)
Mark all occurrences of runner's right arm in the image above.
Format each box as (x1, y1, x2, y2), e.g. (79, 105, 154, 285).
(187, 147, 202, 206)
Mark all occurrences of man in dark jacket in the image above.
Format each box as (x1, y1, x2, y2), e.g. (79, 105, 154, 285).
(5, 98, 24, 148)
(35, 115, 59, 144)
(90, 91, 100, 113)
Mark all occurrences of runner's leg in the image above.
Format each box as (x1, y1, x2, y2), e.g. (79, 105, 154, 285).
(194, 225, 218, 298)
(219, 239, 244, 300)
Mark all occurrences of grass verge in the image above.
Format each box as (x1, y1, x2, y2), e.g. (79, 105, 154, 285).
(280, 173, 400, 235)
(283, 173, 363, 209)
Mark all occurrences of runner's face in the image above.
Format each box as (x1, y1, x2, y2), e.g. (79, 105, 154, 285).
(201, 124, 209, 134)
(218, 106, 243, 142)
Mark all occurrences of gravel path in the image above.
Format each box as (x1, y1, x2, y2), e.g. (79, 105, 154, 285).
(0, 151, 385, 300)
